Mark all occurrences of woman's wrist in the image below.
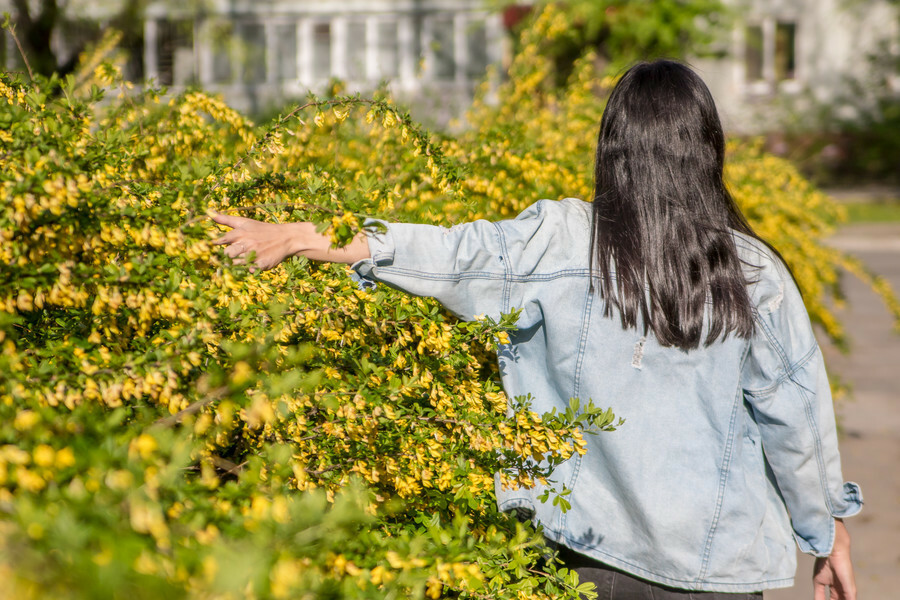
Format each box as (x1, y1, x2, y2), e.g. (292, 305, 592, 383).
(285, 222, 319, 258)
(832, 518, 851, 555)
(284, 221, 370, 264)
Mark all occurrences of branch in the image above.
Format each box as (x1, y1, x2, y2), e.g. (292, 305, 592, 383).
(304, 462, 346, 477)
(209, 454, 246, 476)
(4, 11, 35, 80)
(152, 386, 227, 428)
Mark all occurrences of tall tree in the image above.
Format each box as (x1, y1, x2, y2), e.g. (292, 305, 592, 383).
(8, 0, 144, 78)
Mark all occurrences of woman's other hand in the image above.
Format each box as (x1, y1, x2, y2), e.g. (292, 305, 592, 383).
(813, 518, 857, 600)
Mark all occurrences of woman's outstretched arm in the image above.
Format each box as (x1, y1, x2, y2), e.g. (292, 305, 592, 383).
(210, 213, 370, 270)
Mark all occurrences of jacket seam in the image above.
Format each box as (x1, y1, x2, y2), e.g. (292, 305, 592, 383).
(557, 286, 594, 536)
(370, 265, 594, 282)
(369, 266, 507, 282)
(746, 313, 837, 549)
(752, 311, 791, 372)
(792, 364, 836, 518)
(506, 269, 592, 282)
(558, 453, 584, 536)
(744, 312, 818, 396)
(492, 221, 513, 313)
(697, 344, 748, 581)
(572, 290, 594, 401)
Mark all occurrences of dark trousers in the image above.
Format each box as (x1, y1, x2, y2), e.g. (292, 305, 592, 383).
(556, 546, 763, 600)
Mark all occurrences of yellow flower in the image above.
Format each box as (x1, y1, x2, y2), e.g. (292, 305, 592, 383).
(14, 410, 40, 431)
(33, 445, 55, 468)
(231, 361, 252, 385)
(131, 434, 158, 460)
(333, 105, 350, 122)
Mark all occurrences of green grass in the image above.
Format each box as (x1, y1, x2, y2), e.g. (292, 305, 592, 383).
(842, 202, 900, 223)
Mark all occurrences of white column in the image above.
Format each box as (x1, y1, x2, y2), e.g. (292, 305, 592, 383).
(265, 21, 277, 84)
(398, 15, 416, 87)
(485, 13, 504, 67)
(365, 17, 378, 82)
(421, 15, 433, 82)
(484, 13, 504, 99)
(331, 16, 347, 80)
(453, 13, 467, 85)
(191, 19, 201, 86)
(732, 24, 745, 94)
(763, 18, 776, 88)
(299, 18, 313, 87)
(196, 19, 214, 86)
(144, 19, 159, 83)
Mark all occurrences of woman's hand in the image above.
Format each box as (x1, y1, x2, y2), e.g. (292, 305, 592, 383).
(210, 212, 371, 271)
(813, 518, 856, 600)
(211, 213, 297, 271)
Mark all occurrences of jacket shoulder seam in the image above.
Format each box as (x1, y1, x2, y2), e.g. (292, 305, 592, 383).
(744, 313, 818, 397)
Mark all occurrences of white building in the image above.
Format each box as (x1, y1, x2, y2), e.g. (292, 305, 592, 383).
(140, 0, 900, 129)
(2, 0, 898, 131)
(142, 0, 506, 119)
(696, 0, 900, 133)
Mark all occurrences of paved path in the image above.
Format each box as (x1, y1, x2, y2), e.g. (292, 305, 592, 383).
(767, 223, 900, 600)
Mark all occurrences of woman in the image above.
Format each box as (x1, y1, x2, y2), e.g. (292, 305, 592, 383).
(212, 60, 860, 599)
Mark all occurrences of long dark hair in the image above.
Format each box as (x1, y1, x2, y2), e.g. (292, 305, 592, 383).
(590, 60, 763, 350)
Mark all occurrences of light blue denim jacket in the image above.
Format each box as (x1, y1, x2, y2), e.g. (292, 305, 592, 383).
(352, 198, 862, 592)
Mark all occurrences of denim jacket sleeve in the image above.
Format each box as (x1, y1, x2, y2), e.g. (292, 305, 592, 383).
(351, 201, 557, 324)
(741, 257, 863, 557)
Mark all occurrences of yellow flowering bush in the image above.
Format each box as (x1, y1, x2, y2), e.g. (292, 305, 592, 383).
(1, 5, 897, 599)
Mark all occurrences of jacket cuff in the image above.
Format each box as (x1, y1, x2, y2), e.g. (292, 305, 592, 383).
(832, 481, 864, 519)
(350, 219, 395, 282)
(797, 482, 863, 557)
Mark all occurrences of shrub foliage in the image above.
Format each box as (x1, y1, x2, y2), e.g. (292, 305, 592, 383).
(1, 6, 898, 599)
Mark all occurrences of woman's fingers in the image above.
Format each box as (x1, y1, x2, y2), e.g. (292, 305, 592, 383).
(210, 213, 246, 247)
(209, 212, 250, 229)
(230, 255, 262, 273)
(221, 238, 268, 270)
(210, 213, 255, 260)
(210, 212, 258, 245)
(213, 230, 238, 246)
(223, 242, 245, 259)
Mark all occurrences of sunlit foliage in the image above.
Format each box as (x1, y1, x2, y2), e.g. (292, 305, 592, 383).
(1, 5, 897, 599)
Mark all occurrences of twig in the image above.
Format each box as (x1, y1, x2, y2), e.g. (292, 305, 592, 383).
(209, 454, 246, 476)
(3, 18, 34, 81)
(152, 386, 227, 428)
(304, 463, 345, 477)
(231, 202, 340, 216)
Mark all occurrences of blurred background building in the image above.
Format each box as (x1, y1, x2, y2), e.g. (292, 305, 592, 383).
(142, 0, 505, 120)
(1, 0, 898, 132)
(693, 0, 899, 133)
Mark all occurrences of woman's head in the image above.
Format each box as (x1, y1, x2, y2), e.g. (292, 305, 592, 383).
(590, 60, 758, 350)
(595, 59, 728, 216)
